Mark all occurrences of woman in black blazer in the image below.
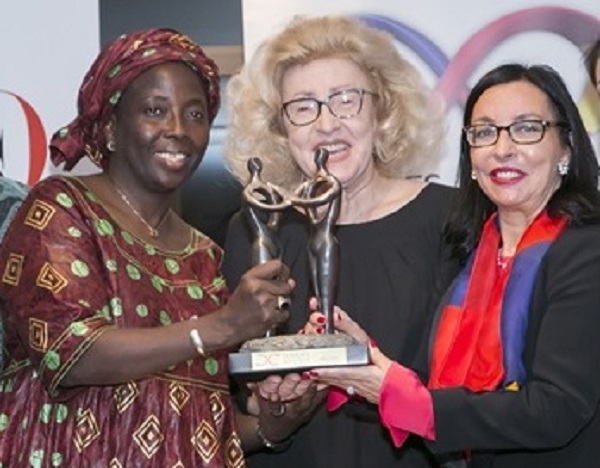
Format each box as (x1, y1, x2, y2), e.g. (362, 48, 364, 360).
(304, 63, 600, 467)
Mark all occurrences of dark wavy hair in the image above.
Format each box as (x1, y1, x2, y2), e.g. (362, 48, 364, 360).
(584, 38, 600, 86)
(445, 63, 600, 262)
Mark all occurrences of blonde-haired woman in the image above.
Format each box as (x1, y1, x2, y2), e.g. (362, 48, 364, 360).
(223, 15, 457, 467)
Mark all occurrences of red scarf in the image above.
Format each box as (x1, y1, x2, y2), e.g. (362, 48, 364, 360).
(429, 211, 567, 391)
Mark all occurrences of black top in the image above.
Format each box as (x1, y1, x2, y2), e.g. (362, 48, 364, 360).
(223, 183, 458, 468)
(429, 223, 600, 468)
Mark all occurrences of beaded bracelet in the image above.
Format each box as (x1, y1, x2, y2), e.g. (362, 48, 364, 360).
(189, 316, 205, 356)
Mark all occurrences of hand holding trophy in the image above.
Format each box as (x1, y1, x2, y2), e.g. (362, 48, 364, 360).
(229, 149, 369, 378)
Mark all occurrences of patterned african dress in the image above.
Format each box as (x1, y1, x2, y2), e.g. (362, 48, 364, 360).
(0, 176, 245, 467)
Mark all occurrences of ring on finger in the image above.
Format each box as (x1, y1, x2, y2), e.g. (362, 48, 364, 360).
(269, 402, 286, 417)
(346, 385, 356, 396)
(277, 295, 291, 311)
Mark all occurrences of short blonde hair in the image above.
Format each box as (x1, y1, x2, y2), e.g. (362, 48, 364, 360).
(223, 15, 444, 189)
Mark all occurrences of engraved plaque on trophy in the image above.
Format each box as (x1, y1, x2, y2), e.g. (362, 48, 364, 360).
(229, 149, 369, 378)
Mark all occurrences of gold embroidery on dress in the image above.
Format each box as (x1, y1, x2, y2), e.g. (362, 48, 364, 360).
(29, 318, 49, 353)
(36, 262, 68, 293)
(114, 382, 140, 413)
(169, 382, 191, 415)
(171, 462, 185, 468)
(191, 420, 218, 463)
(156, 371, 230, 392)
(2, 252, 24, 286)
(24, 199, 56, 230)
(108, 458, 123, 468)
(73, 408, 101, 452)
(225, 433, 245, 468)
(209, 392, 225, 426)
(133, 414, 164, 459)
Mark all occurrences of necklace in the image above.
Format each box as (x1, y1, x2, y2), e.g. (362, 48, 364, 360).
(497, 248, 512, 269)
(112, 182, 171, 238)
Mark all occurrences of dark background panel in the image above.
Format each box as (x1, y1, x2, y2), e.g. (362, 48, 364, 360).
(99, 0, 245, 246)
(100, 0, 243, 47)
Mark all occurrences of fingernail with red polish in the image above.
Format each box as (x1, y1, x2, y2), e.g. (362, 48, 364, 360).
(316, 327, 324, 334)
(369, 338, 378, 348)
(316, 316, 325, 324)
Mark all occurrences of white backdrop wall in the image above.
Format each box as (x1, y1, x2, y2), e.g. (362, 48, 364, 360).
(1, 2, 598, 189)
(242, 0, 600, 184)
(0, 1, 100, 185)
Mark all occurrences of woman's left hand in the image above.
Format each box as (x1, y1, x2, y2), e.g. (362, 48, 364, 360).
(303, 300, 370, 345)
(310, 343, 393, 405)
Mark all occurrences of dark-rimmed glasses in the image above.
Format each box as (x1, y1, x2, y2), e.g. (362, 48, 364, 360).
(282, 88, 377, 127)
(464, 119, 567, 148)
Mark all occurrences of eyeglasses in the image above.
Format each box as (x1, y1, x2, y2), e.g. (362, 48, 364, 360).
(282, 88, 377, 127)
(464, 119, 567, 148)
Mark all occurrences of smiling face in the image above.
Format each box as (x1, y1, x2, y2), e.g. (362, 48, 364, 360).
(469, 80, 569, 221)
(108, 61, 210, 193)
(280, 57, 378, 191)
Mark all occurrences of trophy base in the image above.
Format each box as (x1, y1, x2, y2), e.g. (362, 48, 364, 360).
(229, 333, 369, 379)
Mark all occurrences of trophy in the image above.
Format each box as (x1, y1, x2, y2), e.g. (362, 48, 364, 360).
(228, 149, 369, 378)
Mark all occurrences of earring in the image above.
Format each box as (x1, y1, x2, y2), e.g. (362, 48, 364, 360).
(557, 159, 569, 176)
(470, 170, 477, 180)
(106, 140, 116, 152)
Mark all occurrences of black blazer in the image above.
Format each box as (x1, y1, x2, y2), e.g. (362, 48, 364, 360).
(428, 223, 600, 467)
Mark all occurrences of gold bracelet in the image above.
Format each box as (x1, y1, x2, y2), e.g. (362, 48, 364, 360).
(189, 316, 205, 356)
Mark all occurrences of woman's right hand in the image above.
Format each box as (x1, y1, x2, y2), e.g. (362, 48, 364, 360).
(221, 259, 294, 343)
(62, 260, 293, 386)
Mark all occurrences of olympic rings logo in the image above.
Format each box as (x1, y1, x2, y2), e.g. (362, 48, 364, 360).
(360, 6, 600, 123)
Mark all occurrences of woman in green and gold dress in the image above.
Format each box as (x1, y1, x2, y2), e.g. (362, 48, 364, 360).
(0, 28, 308, 467)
